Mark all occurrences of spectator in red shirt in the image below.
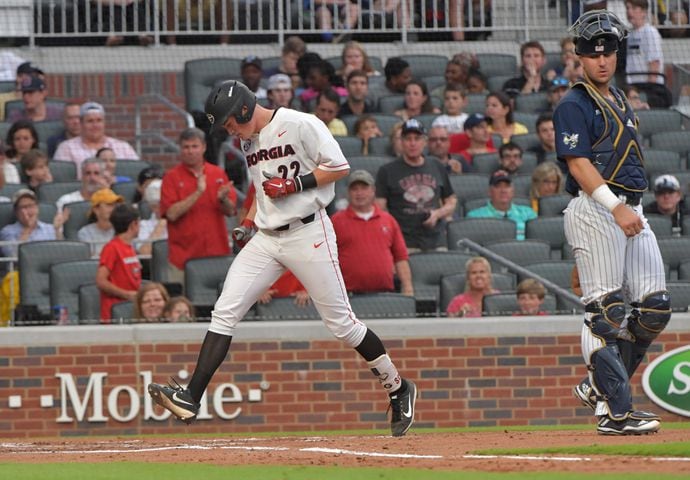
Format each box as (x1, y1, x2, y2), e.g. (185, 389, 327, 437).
(331, 170, 413, 296)
(95, 203, 142, 323)
(160, 128, 237, 286)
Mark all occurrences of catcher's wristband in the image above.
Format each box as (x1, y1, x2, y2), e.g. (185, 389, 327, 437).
(591, 184, 622, 212)
(295, 172, 317, 192)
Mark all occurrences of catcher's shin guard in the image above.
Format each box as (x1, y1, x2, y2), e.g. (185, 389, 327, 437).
(583, 290, 633, 418)
(618, 290, 671, 377)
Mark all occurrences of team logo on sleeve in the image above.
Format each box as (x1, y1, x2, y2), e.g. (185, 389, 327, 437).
(561, 132, 579, 150)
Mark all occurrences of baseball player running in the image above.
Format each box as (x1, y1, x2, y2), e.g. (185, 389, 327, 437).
(148, 80, 417, 437)
(554, 10, 670, 435)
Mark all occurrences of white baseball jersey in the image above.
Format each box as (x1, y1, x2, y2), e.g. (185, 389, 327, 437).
(243, 108, 349, 230)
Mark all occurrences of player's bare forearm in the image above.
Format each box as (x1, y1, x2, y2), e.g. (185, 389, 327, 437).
(565, 156, 607, 195)
(395, 260, 414, 296)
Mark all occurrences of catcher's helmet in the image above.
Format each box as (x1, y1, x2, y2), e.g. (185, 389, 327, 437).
(205, 80, 257, 132)
(569, 9, 628, 55)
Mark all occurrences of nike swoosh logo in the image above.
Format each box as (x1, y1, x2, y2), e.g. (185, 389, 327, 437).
(313, 241, 325, 248)
(172, 391, 194, 407)
(402, 396, 413, 418)
(278, 130, 287, 137)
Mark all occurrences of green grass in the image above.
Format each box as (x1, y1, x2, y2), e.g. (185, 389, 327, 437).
(2, 464, 690, 480)
(479, 441, 690, 458)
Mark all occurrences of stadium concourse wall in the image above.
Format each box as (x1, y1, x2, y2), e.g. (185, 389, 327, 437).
(0, 314, 688, 438)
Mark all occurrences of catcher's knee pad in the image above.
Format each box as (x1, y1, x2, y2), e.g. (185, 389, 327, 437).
(618, 290, 671, 376)
(586, 290, 626, 343)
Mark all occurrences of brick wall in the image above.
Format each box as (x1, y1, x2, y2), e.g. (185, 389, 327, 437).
(45, 72, 188, 170)
(1, 331, 688, 438)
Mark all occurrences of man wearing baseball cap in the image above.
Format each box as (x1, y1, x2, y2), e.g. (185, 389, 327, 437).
(451, 113, 497, 164)
(644, 174, 686, 236)
(6, 75, 62, 123)
(466, 169, 537, 240)
(375, 119, 457, 252)
(332, 170, 413, 296)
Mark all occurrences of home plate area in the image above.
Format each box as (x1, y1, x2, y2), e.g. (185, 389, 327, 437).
(1, 430, 687, 474)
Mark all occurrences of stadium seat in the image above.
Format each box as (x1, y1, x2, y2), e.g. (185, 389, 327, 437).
(538, 194, 571, 216)
(0, 183, 28, 200)
(112, 182, 138, 204)
(439, 271, 516, 312)
(510, 133, 540, 152)
(465, 94, 487, 115)
(415, 113, 440, 130)
(349, 293, 416, 319)
(476, 53, 517, 77)
(448, 173, 490, 203)
(515, 93, 549, 114)
(78, 283, 101, 324)
(115, 160, 151, 180)
(49, 259, 99, 323)
(525, 217, 566, 252)
(645, 214, 673, 238)
(49, 161, 77, 182)
(151, 239, 169, 283)
(0, 80, 14, 93)
(472, 152, 500, 174)
(183, 57, 242, 112)
(347, 155, 393, 179)
(184, 255, 234, 308)
(650, 131, 690, 157)
(487, 74, 514, 93)
(482, 292, 557, 316)
(18, 240, 91, 315)
(520, 260, 575, 289)
(371, 114, 402, 137)
(378, 95, 404, 114)
(448, 218, 516, 249)
(513, 112, 539, 133)
(0, 203, 13, 230)
(657, 237, 690, 272)
(37, 181, 81, 204)
(111, 301, 135, 322)
(62, 201, 92, 240)
(485, 239, 552, 268)
(636, 109, 683, 140)
(34, 120, 65, 144)
(367, 136, 394, 156)
(399, 54, 448, 79)
(643, 150, 684, 181)
(421, 75, 446, 93)
(512, 174, 533, 197)
(336, 136, 363, 157)
(255, 297, 320, 320)
(678, 259, 690, 280)
(666, 282, 690, 312)
(408, 251, 472, 307)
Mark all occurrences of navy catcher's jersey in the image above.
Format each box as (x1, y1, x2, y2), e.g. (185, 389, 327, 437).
(553, 84, 647, 195)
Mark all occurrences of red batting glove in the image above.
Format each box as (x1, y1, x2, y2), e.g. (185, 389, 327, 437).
(232, 218, 257, 249)
(262, 176, 299, 198)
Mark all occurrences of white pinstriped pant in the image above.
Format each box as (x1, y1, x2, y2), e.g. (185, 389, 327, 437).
(564, 192, 666, 415)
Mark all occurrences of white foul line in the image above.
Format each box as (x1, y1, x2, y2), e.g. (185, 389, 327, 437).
(300, 447, 443, 459)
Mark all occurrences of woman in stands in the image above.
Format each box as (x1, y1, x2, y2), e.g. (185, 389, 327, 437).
(135, 282, 170, 322)
(484, 91, 527, 144)
(336, 41, 380, 84)
(446, 256, 498, 318)
(394, 79, 440, 121)
(529, 161, 564, 214)
(5, 120, 38, 182)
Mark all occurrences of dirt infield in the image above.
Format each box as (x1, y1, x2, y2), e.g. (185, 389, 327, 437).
(2, 429, 688, 474)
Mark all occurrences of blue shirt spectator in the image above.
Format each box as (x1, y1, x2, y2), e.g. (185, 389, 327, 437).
(0, 189, 56, 258)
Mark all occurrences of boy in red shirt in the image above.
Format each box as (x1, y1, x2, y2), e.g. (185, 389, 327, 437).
(96, 203, 142, 322)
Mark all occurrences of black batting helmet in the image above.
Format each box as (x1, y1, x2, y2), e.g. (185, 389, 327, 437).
(205, 80, 257, 132)
(569, 9, 628, 55)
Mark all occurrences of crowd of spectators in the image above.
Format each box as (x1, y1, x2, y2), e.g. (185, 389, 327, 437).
(1, 0, 688, 324)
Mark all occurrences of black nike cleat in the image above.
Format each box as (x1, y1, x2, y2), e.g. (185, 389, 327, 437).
(573, 378, 597, 412)
(148, 379, 199, 424)
(389, 379, 417, 437)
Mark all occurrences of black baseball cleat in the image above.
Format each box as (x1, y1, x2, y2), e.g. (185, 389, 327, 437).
(597, 412, 660, 436)
(573, 379, 596, 412)
(389, 379, 417, 437)
(148, 379, 200, 424)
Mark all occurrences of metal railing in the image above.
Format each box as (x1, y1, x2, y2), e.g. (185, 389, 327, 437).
(134, 93, 195, 155)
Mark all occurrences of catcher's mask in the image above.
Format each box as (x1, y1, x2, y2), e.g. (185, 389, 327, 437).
(569, 9, 628, 55)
